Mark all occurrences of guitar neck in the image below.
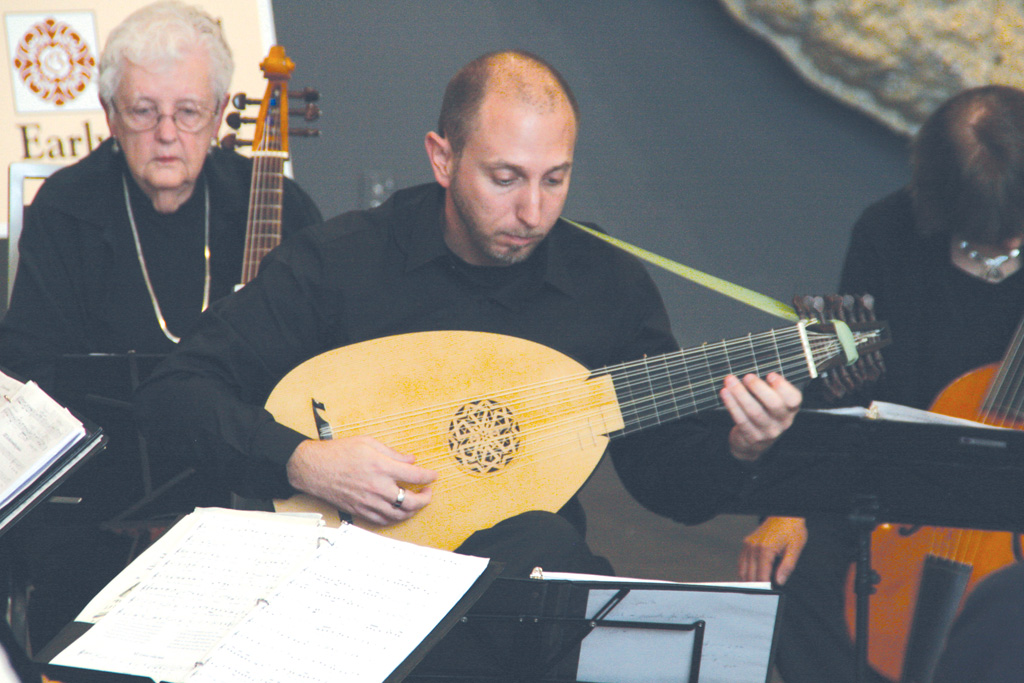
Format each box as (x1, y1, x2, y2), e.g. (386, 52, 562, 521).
(606, 324, 824, 434)
(982, 314, 1024, 421)
(240, 151, 286, 284)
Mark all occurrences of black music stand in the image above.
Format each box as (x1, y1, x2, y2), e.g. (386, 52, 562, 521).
(408, 575, 781, 683)
(53, 352, 188, 527)
(726, 407, 1024, 683)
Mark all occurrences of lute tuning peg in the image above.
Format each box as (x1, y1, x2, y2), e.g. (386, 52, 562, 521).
(290, 87, 319, 102)
(225, 111, 258, 130)
(231, 93, 261, 110)
(291, 103, 320, 121)
(219, 133, 252, 151)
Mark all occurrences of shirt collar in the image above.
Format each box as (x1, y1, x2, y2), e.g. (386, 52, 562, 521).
(394, 183, 582, 298)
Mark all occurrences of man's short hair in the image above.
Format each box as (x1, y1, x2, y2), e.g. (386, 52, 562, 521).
(437, 49, 579, 156)
(98, 0, 234, 107)
(912, 85, 1024, 243)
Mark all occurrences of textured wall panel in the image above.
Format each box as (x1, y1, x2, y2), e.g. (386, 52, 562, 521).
(720, 0, 1024, 135)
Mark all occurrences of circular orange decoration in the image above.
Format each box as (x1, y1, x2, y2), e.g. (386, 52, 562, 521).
(13, 17, 96, 106)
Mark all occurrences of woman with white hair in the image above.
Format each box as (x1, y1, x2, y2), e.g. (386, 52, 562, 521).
(0, 1, 321, 652)
(2, 0, 321, 383)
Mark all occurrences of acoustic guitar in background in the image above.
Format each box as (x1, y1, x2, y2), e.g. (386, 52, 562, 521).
(845, 318, 1024, 683)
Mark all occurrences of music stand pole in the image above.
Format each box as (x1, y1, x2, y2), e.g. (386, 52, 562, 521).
(850, 495, 881, 683)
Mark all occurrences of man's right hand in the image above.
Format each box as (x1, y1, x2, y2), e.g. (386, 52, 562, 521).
(285, 437, 438, 526)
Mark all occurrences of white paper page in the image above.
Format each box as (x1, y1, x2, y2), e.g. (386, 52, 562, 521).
(0, 648, 22, 683)
(0, 380, 85, 507)
(52, 508, 326, 682)
(577, 586, 780, 683)
(0, 370, 22, 397)
(77, 508, 323, 623)
(186, 524, 489, 683)
(815, 402, 1008, 429)
(541, 572, 772, 592)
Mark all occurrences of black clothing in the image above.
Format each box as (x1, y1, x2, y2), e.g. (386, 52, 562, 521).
(136, 182, 761, 564)
(0, 137, 323, 390)
(839, 188, 1024, 410)
(0, 137, 322, 516)
(0, 137, 322, 652)
(932, 561, 1024, 683)
(775, 188, 1024, 683)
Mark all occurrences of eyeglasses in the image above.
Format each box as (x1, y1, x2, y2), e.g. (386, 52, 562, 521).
(114, 101, 217, 133)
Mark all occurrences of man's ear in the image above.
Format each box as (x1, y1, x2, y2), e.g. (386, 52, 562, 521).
(425, 131, 455, 188)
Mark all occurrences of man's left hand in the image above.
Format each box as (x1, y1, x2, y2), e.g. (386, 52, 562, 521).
(720, 372, 801, 461)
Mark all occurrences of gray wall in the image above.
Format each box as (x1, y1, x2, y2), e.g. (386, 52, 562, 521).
(273, 0, 911, 345)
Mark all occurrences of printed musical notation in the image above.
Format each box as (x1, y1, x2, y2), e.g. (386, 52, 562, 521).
(51, 507, 491, 683)
(0, 370, 85, 509)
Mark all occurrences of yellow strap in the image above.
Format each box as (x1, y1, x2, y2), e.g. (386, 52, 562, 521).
(832, 319, 859, 366)
(562, 217, 799, 322)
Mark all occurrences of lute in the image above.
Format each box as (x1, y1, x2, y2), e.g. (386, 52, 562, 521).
(267, 315, 890, 551)
(221, 45, 320, 287)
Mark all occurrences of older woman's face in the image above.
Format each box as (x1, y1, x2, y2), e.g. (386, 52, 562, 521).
(105, 48, 224, 213)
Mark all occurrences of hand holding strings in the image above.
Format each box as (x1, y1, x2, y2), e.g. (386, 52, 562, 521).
(285, 437, 437, 525)
(720, 372, 802, 461)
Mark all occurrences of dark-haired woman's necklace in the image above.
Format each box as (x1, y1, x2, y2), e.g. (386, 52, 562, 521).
(122, 175, 211, 343)
(957, 239, 1021, 283)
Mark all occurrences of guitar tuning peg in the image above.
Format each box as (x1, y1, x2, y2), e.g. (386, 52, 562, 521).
(290, 127, 321, 138)
(290, 103, 320, 121)
(225, 112, 259, 130)
(231, 92, 261, 110)
(219, 133, 253, 151)
(290, 87, 319, 102)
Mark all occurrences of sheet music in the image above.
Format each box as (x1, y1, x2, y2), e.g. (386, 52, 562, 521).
(52, 508, 328, 682)
(0, 375, 85, 508)
(76, 508, 323, 623)
(818, 401, 1010, 429)
(186, 524, 489, 683)
(52, 508, 490, 683)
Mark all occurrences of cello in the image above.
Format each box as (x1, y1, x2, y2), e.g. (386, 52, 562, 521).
(844, 319, 1024, 682)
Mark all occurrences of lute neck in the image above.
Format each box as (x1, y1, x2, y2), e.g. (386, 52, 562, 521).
(240, 82, 288, 286)
(606, 324, 821, 434)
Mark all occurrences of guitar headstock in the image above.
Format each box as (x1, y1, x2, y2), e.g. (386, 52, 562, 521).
(796, 294, 891, 401)
(219, 45, 321, 153)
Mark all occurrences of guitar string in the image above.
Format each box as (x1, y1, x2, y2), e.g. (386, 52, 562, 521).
(347, 338, 829, 499)
(314, 332, 845, 461)
(303, 351, 812, 490)
(314, 329, 811, 445)
(396, 353, 818, 496)
(317, 327, 807, 438)
(984, 319, 1024, 426)
(276, 331, 843, 497)
(923, 318, 1024, 563)
(243, 95, 285, 283)
(432, 348, 819, 482)
(419, 342, 847, 488)
(314, 329, 856, 445)
(309, 332, 845, 483)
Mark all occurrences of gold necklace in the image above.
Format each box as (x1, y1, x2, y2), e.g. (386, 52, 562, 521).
(122, 174, 211, 343)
